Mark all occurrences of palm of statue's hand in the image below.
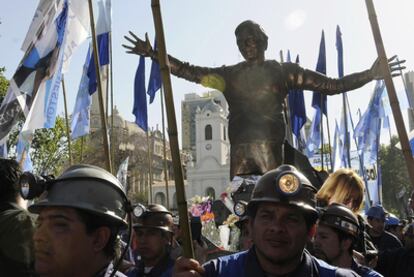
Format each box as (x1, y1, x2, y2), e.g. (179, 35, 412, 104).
(371, 55, 406, 80)
(123, 31, 153, 57)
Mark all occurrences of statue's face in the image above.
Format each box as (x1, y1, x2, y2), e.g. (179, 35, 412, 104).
(237, 29, 265, 62)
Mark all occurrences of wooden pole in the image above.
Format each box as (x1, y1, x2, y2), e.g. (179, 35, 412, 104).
(87, 0, 112, 173)
(61, 76, 72, 166)
(160, 87, 170, 209)
(151, 0, 194, 258)
(365, 0, 414, 190)
(109, 31, 115, 170)
(146, 131, 153, 203)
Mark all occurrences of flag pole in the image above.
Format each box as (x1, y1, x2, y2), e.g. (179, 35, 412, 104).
(279, 50, 294, 145)
(146, 131, 153, 203)
(343, 93, 352, 168)
(365, 0, 414, 190)
(87, 0, 112, 173)
(160, 87, 170, 209)
(61, 75, 72, 166)
(325, 114, 333, 171)
(151, 0, 194, 258)
(320, 99, 325, 171)
(109, 31, 115, 169)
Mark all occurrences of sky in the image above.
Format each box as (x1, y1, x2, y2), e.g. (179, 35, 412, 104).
(1, 0, 414, 147)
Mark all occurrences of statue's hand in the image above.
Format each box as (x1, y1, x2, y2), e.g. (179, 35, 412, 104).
(122, 31, 154, 58)
(370, 55, 406, 80)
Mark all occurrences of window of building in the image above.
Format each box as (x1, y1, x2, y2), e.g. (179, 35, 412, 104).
(223, 126, 226, 141)
(205, 124, 212, 140)
(205, 187, 216, 200)
(155, 192, 166, 206)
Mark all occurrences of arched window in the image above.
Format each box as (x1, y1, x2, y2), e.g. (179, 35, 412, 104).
(205, 187, 216, 200)
(205, 124, 212, 140)
(155, 192, 166, 206)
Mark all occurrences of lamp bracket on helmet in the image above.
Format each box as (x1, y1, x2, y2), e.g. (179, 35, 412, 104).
(132, 203, 147, 218)
(19, 172, 55, 200)
(276, 172, 301, 196)
(234, 200, 248, 217)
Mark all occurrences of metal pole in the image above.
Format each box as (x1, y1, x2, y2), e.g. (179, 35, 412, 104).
(365, 0, 414, 190)
(343, 93, 352, 168)
(61, 76, 72, 166)
(151, 0, 194, 258)
(325, 114, 333, 172)
(160, 87, 170, 209)
(87, 0, 112, 173)
(320, 99, 325, 171)
(146, 131, 153, 203)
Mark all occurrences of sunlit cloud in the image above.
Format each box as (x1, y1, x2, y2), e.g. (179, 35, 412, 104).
(284, 10, 307, 30)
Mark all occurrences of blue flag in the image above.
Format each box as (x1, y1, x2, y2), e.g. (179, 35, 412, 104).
(336, 25, 351, 168)
(288, 55, 307, 140)
(147, 39, 162, 104)
(336, 25, 344, 78)
(133, 56, 148, 131)
(71, 47, 92, 139)
(305, 108, 322, 157)
(311, 31, 327, 115)
(0, 0, 69, 142)
(354, 80, 386, 164)
(87, 0, 111, 95)
(71, 0, 111, 139)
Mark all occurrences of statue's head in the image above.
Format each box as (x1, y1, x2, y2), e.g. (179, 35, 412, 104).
(235, 20, 268, 62)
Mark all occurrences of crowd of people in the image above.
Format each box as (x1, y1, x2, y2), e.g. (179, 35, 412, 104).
(1, 158, 414, 276)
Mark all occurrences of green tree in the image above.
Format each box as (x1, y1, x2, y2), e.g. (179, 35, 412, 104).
(0, 67, 9, 103)
(379, 136, 410, 216)
(7, 116, 69, 176)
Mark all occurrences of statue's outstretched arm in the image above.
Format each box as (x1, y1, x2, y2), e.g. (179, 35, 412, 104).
(123, 31, 226, 91)
(283, 56, 405, 95)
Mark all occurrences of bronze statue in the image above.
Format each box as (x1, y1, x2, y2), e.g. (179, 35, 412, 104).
(123, 20, 403, 179)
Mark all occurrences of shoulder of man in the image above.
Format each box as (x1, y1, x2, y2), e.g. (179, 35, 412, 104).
(203, 250, 249, 277)
(383, 230, 403, 246)
(311, 256, 360, 277)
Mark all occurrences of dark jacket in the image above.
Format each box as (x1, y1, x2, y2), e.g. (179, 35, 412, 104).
(375, 247, 414, 277)
(203, 247, 360, 277)
(0, 202, 36, 277)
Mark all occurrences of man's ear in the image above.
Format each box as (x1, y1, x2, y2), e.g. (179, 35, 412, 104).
(92, 226, 111, 252)
(341, 238, 353, 252)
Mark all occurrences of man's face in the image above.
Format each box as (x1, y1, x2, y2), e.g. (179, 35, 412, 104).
(313, 224, 346, 264)
(134, 227, 169, 264)
(368, 217, 385, 237)
(236, 29, 265, 63)
(250, 202, 311, 264)
(33, 207, 98, 276)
